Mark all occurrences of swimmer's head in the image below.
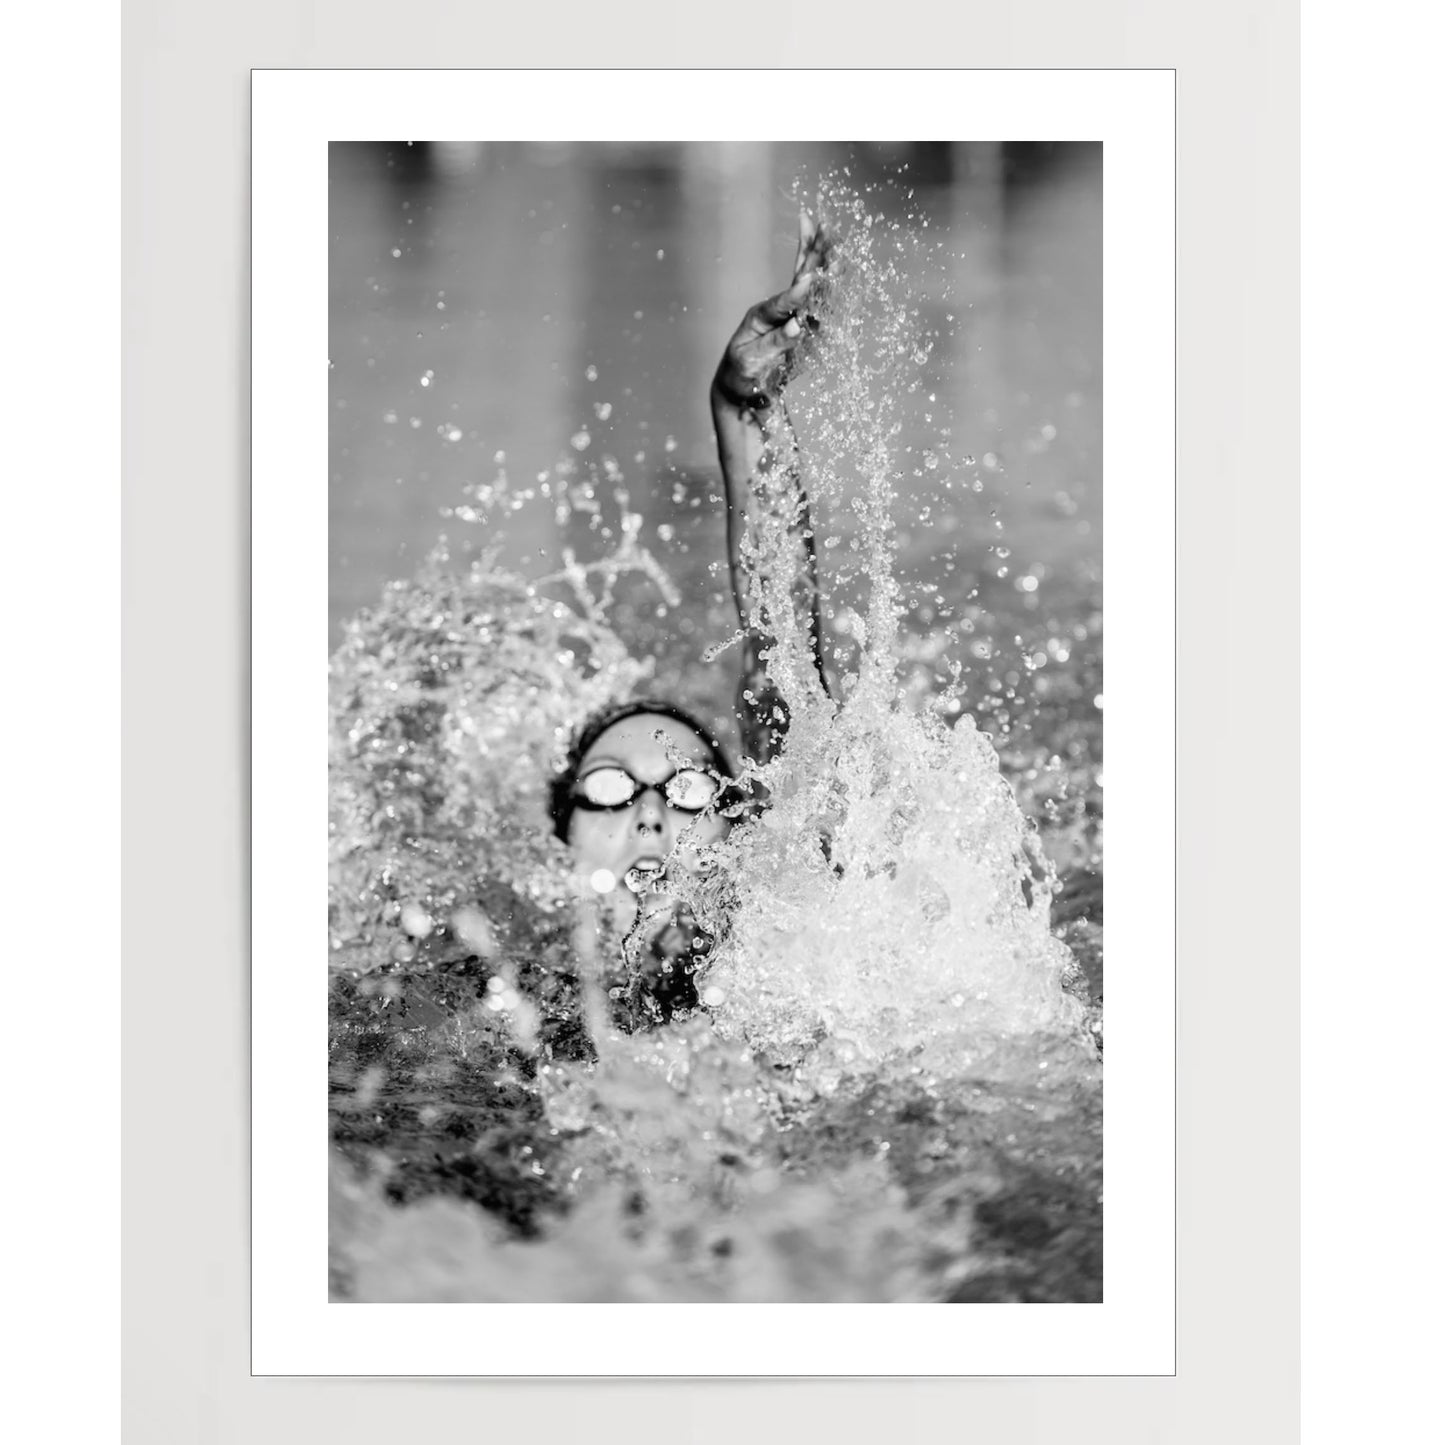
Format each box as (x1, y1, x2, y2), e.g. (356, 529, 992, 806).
(550, 699, 733, 890)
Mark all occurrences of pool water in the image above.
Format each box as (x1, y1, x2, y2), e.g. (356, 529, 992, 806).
(328, 150, 1103, 1303)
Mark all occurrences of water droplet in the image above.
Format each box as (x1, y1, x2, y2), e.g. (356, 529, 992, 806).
(399, 903, 433, 938)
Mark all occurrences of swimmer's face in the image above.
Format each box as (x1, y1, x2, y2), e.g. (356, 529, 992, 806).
(565, 714, 731, 893)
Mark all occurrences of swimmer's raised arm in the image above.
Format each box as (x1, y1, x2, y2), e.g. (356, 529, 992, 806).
(711, 212, 835, 765)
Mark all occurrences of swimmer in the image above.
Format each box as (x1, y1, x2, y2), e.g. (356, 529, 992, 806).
(549, 212, 837, 1010)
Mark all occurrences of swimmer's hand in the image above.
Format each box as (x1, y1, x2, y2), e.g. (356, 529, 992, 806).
(712, 210, 833, 412)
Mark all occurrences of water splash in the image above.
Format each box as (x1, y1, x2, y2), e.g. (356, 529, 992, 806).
(668, 179, 1095, 1091)
(328, 549, 652, 979)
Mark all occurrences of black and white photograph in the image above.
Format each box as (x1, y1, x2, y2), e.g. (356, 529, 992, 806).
(324, 138, 1107, 1306)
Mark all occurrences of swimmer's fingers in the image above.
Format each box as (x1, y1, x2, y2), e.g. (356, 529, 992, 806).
(787, 220, 835, 337)
(732, 284, 816, 379)
(792, 211, 834, 282)
(812, 224, 835, 276)
(792, 209, 816, 277)
(753, 268, 824, 329)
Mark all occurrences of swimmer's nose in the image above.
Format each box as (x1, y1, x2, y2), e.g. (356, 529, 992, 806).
(634, 790, 668, 836)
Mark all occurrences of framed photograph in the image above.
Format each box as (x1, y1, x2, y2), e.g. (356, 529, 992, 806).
(252, 68, 1174, 1375)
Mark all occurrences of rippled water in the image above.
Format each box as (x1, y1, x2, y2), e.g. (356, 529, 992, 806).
(329, 162, 1103, 1303)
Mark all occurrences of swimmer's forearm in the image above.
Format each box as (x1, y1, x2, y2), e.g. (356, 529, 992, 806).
(712, 378, 803, 628)
(712, 385, 777, 765)
(711, 379, 830, 698)
(710, 378, 772, 628)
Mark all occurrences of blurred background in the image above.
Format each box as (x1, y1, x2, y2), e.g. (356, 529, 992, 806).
(331, 142, 1099, 620)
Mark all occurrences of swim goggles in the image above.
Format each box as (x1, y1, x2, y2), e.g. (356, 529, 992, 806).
(570, 764, 722, 814)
